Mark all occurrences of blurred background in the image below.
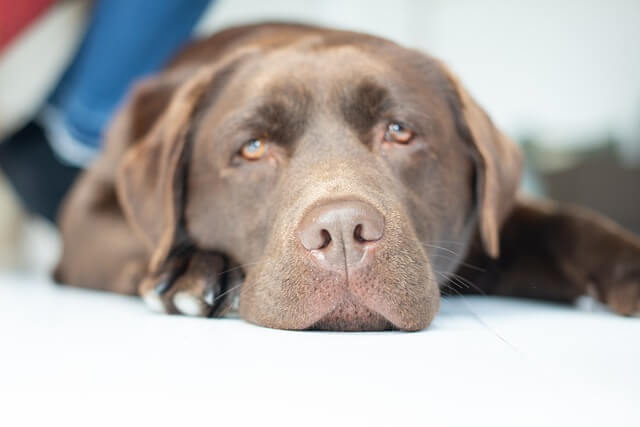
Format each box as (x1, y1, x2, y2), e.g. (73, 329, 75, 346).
(1, 0, 639, 276)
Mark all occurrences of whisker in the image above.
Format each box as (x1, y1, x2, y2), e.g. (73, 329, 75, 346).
(421, 243, 458, 256)
(446, 272, 487, 295)
(209, 259, 273, 306)
(434, 270, 468, 291)
(430, 253, 486, 273)
(445, 286, 522, 354)
(425, 240, 468, 246)
(439, 279, 465, 293)
(216, 260, 264, 278)
(211, 281, 244, 303)
(453, 261, 486, 273)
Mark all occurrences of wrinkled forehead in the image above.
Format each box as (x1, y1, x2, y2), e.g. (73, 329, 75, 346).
(242, 45, 391, 90)
(240, 42, 448, 105)
(194, 40, 452, 142)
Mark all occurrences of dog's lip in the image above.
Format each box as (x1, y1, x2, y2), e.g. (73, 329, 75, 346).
(267, 246, 430, 331)
(340, 287, 430, 332)
(305, 292, 396, 331)
(292, 277, 410, 331)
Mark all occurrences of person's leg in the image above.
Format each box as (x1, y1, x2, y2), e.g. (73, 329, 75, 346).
(0, 123, 80, 222)
(49, 0, 213, 162)
(1, 0, 213, 221)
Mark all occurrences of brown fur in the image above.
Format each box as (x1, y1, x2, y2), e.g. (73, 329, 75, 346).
(55, 23, 640, 331)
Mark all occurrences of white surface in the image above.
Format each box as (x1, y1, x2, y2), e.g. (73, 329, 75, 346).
(1, 272, 638, 427)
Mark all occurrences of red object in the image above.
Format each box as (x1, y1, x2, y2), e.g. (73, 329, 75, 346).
(0, 0, 57, 55)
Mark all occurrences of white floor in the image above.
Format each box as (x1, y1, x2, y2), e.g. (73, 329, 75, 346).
(1, 272, 638, 427)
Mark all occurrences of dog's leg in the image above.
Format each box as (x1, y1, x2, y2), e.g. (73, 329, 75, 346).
(55, 175, 147, 295)
(138, 252, 239, 317)
(457, 199, 640, 315)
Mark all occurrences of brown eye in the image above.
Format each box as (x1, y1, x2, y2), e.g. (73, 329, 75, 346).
(240, 138, 267, 160)
(384, 122, 413, 144)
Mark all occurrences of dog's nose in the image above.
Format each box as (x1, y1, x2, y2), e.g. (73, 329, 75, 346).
(298, 200, 384, 269)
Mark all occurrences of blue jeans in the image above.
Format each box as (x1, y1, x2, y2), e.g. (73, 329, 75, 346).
(48, 0, 212, 162)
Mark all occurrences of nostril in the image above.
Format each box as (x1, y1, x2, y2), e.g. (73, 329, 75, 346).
(354, 220, 383, 243)
(319, 229, 332, 249)
(353, 224, 365, 243)
(298, 200, 384, 252)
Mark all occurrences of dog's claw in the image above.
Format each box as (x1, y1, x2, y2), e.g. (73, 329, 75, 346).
(138, 252, 227, 317)
(142, 289, 166, 313)
(173, 291, 210, 316)
(203, 285, 216, 306)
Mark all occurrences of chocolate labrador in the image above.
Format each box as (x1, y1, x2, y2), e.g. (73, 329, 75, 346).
(55, 23, 640, 331)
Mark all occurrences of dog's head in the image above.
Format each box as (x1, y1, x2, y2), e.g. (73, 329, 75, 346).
(117, 26, 522, 331)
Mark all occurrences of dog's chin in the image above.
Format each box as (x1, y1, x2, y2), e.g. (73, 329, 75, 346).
(240, 250, 438, 332)
(308, 298, 395, 331)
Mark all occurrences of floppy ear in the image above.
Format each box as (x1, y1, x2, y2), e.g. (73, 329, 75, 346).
(438, 62, 523, 258)
(116, 65, 224, 273)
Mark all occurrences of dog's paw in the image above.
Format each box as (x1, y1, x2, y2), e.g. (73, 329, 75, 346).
(587, 254, 640, 317)
(601, 278, 640, 317)
(138, 252, 233, 317)
(580, 228, 640, 317)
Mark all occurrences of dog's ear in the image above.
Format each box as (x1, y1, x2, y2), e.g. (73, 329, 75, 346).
(438, 62, 523, 258)
(115, 45, 257, 274)
(115, 65, 226, 273)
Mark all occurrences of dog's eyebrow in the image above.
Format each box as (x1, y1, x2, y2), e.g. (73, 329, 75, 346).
(340, 79, 394, 136)
(241, 86, 310, 144)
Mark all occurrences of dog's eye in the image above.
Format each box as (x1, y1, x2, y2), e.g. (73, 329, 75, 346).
(240, 138, 268, 160)
(384, 122, 413, 144)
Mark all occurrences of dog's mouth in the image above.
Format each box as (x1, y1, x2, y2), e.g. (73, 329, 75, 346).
(308, 296, 395, 331)
(226, 227, 438, 332)
(224, 264, 395, 330)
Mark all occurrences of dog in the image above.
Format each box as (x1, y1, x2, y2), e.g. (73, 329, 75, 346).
(55, 23, 640, 331)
